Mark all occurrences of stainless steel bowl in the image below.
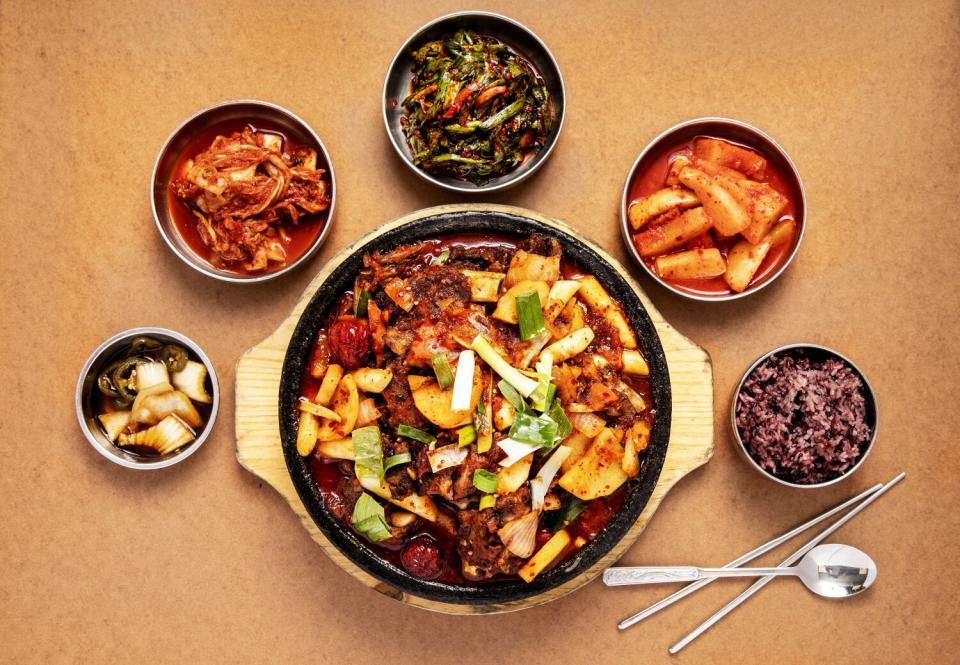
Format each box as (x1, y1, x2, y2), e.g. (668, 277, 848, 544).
(75, 327, 220, 470)
(151, 99, 337, 283)
(382, 11, 565, 193)
(731, 343, 879, 489)
(620, 117, 806, 302)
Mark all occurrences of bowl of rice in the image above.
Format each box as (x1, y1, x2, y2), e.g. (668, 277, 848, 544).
(731, 343, 878, 488)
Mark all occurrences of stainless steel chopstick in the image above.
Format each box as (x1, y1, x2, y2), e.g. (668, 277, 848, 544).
(613, 482, 883, 630)
(669, 471, 906, 654)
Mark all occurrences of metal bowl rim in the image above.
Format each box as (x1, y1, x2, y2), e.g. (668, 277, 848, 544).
(150, 98, 337, 284)
(74, 326, 221, 470)
(729, 342, 879, 489)
(381, 10, 566, 193)
(619, 116, 807, 302)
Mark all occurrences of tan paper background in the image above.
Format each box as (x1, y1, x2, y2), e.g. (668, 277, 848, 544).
(2, 1, 958, 662)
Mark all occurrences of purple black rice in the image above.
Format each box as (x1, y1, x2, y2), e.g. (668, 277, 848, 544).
(735, 351, 873, 485)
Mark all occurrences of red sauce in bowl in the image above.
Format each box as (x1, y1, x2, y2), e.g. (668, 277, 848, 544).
(626, 133, 803, 297)
(166, 119, 330, 276)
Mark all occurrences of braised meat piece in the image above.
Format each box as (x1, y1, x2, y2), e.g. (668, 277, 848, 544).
(451, 447, 496, 500)
(488, 319, 548, 369)
(384, 327, 416, 356)
(421, 468, 456, 501)
(406, 304, 496, 368)
(365, 240, 441, 284)
(381, 359, 429, 429)
(385, 468, 416, 500)
(324, 462, 362, 523)
(481, 486, 532, 532)
(457, 508, 526, 580)
(447, 244, 513, 272)
(519, 235, 561, 257)
(408, 265, 472, 319)
(585, 310, 624, 370)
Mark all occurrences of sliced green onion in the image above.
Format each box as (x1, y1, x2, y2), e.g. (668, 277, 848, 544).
(431, 249, 451, 265)
(444, 122, 482, 134)
(475, 398, 490, 431)
(450, 350, 475, 412)
(549, 401, 573, 441)
(529, 351, 555, 411)
(479, 98, 524, 130)
(545, 495, 586, 532)
(383, 452, 412, 474)
(509, 412, 558, 449)
(458, 424, 477, 447)
(529, 378, 552, 412)
(473, 469, 499, 494)
(497, 379, 527, 413)
(352, 425, 383, 484)
(475, 398, 493, 453)
(397, 424, 436, 445)
(516, 291, 547, 341)
(536, 350, 554, 378)
(540, 384, 557, 414)
(426, 153, 487, 166)
(353, 291, 372, 318)
(472, 335, 539, 397)
(479, 494, 497, 510)
(352, 493, 392, 542)
(432, 352, 455, 388)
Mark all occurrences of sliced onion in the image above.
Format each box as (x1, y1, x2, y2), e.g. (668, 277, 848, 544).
(498, 511, 540, 558)
(498, 438, 540, 467)
(427, 444, 469, 473)
(356, 397, 381, 427)
(530, 445, 572, 511)
(450, 350, 475, 412)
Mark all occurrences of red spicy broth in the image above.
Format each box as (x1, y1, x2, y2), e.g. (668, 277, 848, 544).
(300, 233, 654, 585)
(627, 135, 802, 296)
(166, 119, 328, 276)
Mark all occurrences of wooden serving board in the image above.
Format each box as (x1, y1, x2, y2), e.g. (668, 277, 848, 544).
(235, 204, 714, 614)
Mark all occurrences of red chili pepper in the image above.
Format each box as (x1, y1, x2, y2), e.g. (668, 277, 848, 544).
(442, 81, 480, 119)
(474, 84, 507, 107)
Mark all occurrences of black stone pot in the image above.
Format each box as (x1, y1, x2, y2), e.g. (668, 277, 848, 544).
(279, 208, 671, 606)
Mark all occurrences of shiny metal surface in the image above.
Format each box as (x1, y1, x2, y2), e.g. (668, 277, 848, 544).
(150, 99, 337, 283)
(614, 483, 882, 630)
(75, 327, 220, 470)
(382, 11, 565, 193)
(605, 544, 876, 598)
(669, 472, 905, 654)
(619, 117, 806, 302)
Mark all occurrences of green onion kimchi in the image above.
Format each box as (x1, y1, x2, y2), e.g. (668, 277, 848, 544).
(400, 30, 552, 184)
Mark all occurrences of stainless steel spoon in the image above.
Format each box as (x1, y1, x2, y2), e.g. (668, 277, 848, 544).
(603, 544, 876, 598)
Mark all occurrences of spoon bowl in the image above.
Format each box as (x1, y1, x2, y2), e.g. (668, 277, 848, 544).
(795, 544, 876, 597)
